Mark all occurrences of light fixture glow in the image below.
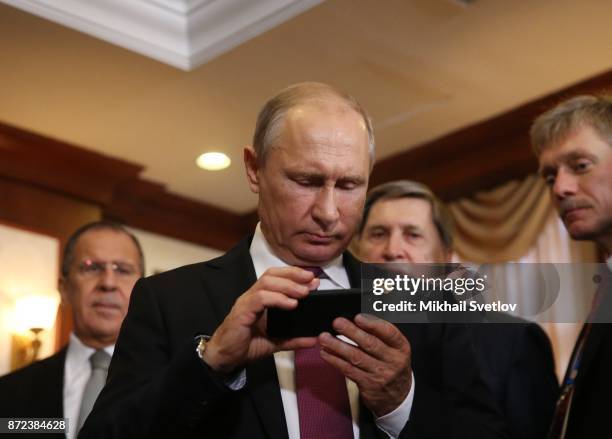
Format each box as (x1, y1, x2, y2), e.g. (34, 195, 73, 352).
(11, 295, 59, 334)
(196, 152, 231, 171)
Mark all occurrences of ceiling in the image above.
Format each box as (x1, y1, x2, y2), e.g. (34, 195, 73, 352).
(1, 0, 612, 214)
(0, 0, 324, 70)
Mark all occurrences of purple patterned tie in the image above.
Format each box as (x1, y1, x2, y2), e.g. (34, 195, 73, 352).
(294, 266, 353, 439)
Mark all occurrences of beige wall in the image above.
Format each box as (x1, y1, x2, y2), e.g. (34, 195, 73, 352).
(0, 223, 60, 375)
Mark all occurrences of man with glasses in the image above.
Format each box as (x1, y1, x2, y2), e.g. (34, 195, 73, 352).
(0, 221, 144, 439)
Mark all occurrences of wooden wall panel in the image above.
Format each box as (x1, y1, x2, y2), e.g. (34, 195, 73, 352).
(0, 122, 248, 250)
(370, 69, 612, 201)
(0, 177, 101, 237)
(0, 122, 142, 205)
(106, 179, 249, 251)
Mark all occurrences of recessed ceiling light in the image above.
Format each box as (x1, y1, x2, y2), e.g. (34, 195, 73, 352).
(196, 152, 231, 171)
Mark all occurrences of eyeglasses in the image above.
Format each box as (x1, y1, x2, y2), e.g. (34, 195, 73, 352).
(77, 259, 139, 278)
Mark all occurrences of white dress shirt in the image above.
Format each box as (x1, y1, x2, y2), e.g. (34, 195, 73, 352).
(249, 223, 414, 438)
(63, 333, 113, 439)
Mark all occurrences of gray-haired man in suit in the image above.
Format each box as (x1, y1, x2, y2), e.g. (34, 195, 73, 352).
(0, 221, 143, 438)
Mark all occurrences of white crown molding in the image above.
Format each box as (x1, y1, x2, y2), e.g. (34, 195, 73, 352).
(187, 0, 322, 70)
(146, 0, 213, 15)
(1, 0, 323, 71)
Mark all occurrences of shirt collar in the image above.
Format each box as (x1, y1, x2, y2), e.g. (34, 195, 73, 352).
(249, 222, 349, 288)
(67, 332, 114, 363)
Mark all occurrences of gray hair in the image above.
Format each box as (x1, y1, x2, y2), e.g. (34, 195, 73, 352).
(358, 180, 454, 249)
(530, 94, 612, 155)
(61, 221, 145, 277)
(253, 82, 375, 167)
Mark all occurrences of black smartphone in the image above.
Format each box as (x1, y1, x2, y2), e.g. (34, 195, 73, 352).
(267, 288, 362, 338)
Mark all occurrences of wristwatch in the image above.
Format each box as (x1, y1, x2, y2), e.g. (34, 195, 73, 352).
(195, 335, 212, 361)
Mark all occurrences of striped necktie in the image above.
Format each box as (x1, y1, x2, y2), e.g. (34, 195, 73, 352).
(77, 350, 111, 431)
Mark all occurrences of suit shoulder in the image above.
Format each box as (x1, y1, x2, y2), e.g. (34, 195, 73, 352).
(472, 312, 551, 348)
(489, 312, 549, 339)
(132, 262, 213, 306)
(140, 234, 253, 284)
(482, 312, 545, 334)
(141, 237, 250, 288)
(146, 260, 212, 283)
(0, 349, 65, 387)
(479, 313, 554, 361)
(483, 311, 531, 325)
(0, 350, 65, 417)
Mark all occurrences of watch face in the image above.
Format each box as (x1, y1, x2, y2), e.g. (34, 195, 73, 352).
(196, 335, 210, 360)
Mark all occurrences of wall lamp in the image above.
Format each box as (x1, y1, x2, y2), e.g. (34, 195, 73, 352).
(10, 295, 58, 371)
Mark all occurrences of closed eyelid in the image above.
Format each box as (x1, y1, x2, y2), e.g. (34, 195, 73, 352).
(366, 226, 388, 235)
(338, 176, 366, 185)
(286, 170, 365, 186)
(287, 170, 320, 178)
(570, 158, 594, 167)
(287, 172, 325, 186)
(80, 260, 136, 273)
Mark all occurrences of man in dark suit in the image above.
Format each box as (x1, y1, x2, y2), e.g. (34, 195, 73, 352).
(531, 95, 612, 439)
(0, 221, 144, 439)
(80, 82, 507, 439)
(353, 180, 559, 439)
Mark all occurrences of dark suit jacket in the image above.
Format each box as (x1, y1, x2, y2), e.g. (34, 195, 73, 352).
(0, 348, 67, 438)
(80, 237, 508, 439)
(563, 267, 612, 438)
(470, 313, 558, 439)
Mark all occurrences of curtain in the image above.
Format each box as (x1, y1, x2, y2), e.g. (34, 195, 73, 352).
(450, 175, 598, 381)
(450, 174, 552, 263)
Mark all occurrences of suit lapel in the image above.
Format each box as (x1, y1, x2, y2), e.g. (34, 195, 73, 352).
(34, 348, 67, 417)
(344, 251, 363, 289)
(577, 324, 604, 380)
(247, 357, 290, 439)
(574, 272, 612, 389)
(203, 236, 258, 322)
(51, 348, 67, 417)
(206, 236, 289, 438)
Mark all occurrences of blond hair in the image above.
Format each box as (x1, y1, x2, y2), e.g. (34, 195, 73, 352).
(530, 94, 612, 155)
